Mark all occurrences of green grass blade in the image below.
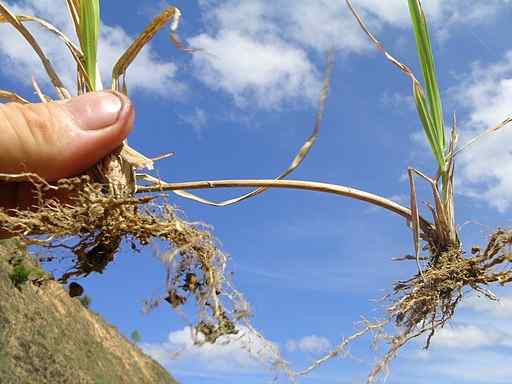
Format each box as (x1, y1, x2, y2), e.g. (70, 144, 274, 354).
(79, 0, 100, 91)
(413, 82, 444, 167)
(408, 0, 445, 170)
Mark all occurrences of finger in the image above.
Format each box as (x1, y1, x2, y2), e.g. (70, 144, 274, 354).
(0, 91, 134, 181)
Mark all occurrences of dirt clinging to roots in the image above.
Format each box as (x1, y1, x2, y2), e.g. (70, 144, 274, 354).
(0, 175, 245, 342)
(364, 229, 512, 381)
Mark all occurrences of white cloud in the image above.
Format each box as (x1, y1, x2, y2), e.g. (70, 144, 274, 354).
(353, 0, 508, 30)
(452, 51, 512, 211)
(0, 0, 184, 98)
(179, 107, 208, 138)
(404, 349, 512, 384)
(141, 326, 279, 376)
(413, 295, 512, 351)
(397, 293, 512, 383)
(463, 294, 512, 319)
(380, 90, 415, 111)
(190, 30, 320, 109)
(190, 0, 508, 110)
(430, 324, 508, 349)
(280, 0, 373, 53)
(286, 335, 331, 354)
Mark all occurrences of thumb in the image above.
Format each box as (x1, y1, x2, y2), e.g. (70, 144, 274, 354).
(0, 91, 134, 181)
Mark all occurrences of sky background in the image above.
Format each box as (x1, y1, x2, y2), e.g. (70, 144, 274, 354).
(2, 0, 512, 383)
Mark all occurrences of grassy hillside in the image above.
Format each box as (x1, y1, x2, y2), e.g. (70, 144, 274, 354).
(0, 239, 177, 384)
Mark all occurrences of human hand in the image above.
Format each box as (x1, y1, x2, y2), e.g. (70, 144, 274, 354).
(0, 91, 134, 210)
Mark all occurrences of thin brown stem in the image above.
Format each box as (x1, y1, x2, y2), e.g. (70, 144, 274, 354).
(137, 179, 433, 232)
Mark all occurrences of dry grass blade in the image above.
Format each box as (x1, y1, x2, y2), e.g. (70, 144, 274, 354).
(109, 6, 182, 171)
(0, 13, 90, 92)
(117, 145, 153, 171)
(407, 167, 455, 248)
(172, 52, 335, 207)
(112, 6, 181, 93)
(32, 77, 50, 103)
(346, 0, 420, 82)
(407, 168, 423, 277)
(64, 0, 90, 93)
(0, 14, 83, 63)
(453, 115, 512, 157)
(0, 1, 70, 99)
(444, 115, 458, 236)
(64, 0, 80, 39)
(0, 90, 29, 103)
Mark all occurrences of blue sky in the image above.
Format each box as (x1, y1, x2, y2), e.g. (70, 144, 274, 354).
(3, 0, 512, 383)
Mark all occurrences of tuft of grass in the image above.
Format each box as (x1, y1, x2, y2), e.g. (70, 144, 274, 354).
(130, 330, 141, 344)
(79, 295, 92, 308)
(9, 265, 31, 288)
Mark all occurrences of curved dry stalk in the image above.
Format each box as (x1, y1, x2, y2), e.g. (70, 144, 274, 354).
(174, 52, 335, 208)
(110, 6, 182, 172)
(31, 77, 49, 103)
(346, 0, 421, 86)
(0, 14, 83, 62)
(64, 0, 80, 39)
(0, 90, 29, 103)
(137, 178, 433, 232)
(0, 1, 70, 99)
(111, 6, 181, 93)
(453, 115, 512, 157)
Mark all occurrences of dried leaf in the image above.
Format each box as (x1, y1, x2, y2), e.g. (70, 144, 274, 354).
(112, 6, 181, 92)
(0, 13, 90, 92)
(0, 1, 70, 99)
(173, 52, 335, 207)
(0, 90, 29, 104)
(407, 168, 423, 276)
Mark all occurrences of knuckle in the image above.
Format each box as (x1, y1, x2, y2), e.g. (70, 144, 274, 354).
(9, 102, 59, 148)
(0, 102, 60, 174)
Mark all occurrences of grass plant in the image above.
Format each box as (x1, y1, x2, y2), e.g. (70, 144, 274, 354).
(78, 0, 100, 91)
(1, 0, 512, 382)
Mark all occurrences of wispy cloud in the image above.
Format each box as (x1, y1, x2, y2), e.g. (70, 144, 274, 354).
(286, 335, 331, 354)
(0, 0, 185, 98)
(141, 326, 279, 378)
(428, 324, 512, 350)
(179, 107, 208, 138)
(452, 51, 512, 211)
(462, 294, 512, 319)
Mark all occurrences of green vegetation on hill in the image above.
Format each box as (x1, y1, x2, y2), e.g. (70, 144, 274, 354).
(0, 239, 177, 384)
